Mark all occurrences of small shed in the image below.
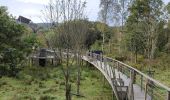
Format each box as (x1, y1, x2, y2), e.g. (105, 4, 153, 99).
(31, 48, 59, 67)
(39, 49, 47, 67)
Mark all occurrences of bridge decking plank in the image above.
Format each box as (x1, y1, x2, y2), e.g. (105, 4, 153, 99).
(83, 56, 151, 100)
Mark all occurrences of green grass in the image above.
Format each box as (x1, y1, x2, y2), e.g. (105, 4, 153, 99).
(0, 64, 115, 100)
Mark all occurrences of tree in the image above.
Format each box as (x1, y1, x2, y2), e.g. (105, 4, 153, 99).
(98, 0, 114, 54)
(42, 0, 87, 99)
(125, 0, 147, 62)
(126, 0, 164, 63)
(166, 2, 170, 14)
(0, 6, 29, 76)
(99, 0, 133, 55)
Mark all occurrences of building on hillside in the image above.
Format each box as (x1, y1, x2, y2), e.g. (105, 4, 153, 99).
(17, 16, 40, 33)
(17, 16, 31, 24)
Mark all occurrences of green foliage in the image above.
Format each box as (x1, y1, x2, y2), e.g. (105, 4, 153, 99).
(39, 95, 56, 100)
(51, 20, 88, 49)
(90, 40, 102, 50)
(50, 20, 114, 49)
(156, 21, 169, 52)
(85, 27, 102, 49)
(0, 6, 30, 76)
(167, 2, 170, 14)
(0, 64, 114, 100)
(22, 33, 40, 55)
(0, 48, 23, 76)
(87, 21, 113, 49)
(125, 0, 165, 58)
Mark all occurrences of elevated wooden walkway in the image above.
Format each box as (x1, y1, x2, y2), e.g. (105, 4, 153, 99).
(83, 52, 170, 100)
(30, 49, 170, 100)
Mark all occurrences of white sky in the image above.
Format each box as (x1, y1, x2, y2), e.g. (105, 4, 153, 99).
(0, 0, 169, 23)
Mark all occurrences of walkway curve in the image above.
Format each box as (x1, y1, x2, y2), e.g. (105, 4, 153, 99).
(82, 52, 170, 100)
(31, 49, 170, 100)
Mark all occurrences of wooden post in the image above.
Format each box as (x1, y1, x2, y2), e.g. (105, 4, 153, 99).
(129, 70, 134, 100)
(100, 54, 102, 69)
(109, 67, 112, 77)
(117, 62, 119, 71)
(112, 91, 115, 100)
(134, 71, 136, 84)
(141, 75, 143, 91)
(111, 67, 115, 79)
(52, 58, 54, 65)
(103, 58, 105, 71)
(108, 66, 110, 77)
(112, 60, 114, 68)
(113, 60, 116, 68)
(167, 91, 170, 100)
(145, 80, 148, 100)
(107, 65, 109, 75)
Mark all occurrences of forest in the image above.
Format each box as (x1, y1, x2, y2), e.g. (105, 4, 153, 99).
(0, 0, 170, 100)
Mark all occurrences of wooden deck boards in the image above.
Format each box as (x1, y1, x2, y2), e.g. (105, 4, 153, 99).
(82, 56, 151, 100)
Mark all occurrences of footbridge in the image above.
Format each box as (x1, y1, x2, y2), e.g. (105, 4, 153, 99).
(83, 52, 170, 100)
(31, 49, 170, 100)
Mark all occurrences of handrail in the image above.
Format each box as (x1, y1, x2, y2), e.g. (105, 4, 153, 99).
(39, 49, 170, 99)
(105, 56, 170, 92)
(87, 51, 170, 92)
(46, 50, 170, 91)
(90, 52, 170, 99)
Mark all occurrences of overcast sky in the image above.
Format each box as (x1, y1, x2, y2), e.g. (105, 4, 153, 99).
(0, 0, 169, 23)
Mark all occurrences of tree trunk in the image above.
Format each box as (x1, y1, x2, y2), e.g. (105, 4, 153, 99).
(135, 46, 137, 63)
(66, 84, 71, 100)
(77, 51, 81, 95)
(65, 48, 71, 100)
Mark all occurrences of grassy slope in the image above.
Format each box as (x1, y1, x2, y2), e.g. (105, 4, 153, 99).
(0, 64, 115, 100)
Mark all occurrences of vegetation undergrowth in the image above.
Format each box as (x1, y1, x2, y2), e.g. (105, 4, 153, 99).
(0, 63, 115, 100)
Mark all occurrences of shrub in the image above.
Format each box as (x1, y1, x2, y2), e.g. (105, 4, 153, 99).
(39, 95, 56, 100)
(0, 81, 7, 87)
(39, 82, 46, 88)
(115, 56, 127, 62)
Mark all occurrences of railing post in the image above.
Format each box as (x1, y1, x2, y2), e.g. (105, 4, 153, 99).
(111, 67, 115, 79)
(141, 75, 143, 91)
(104, 58, 106, 72)
(52, 58, 54, 65)
(144, 80, 148, 100)
(109, 66, 112, 77)
(114, 60, 116, 69)
(112, 91, 116, 100)
(117, 62, 119, 71)
(100, 54, 102, 69)
(134, 71, 136, 84)
(129, 70, 134, 100)
(167, 91, 170, 100)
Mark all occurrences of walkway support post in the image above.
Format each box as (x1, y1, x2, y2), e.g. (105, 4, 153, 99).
(145, 80, 148, 100)
(129, 70, 135, 100)
(141, 75, 143, 91)
(112, 91, 114, 100)
(167, 91, 170, 100)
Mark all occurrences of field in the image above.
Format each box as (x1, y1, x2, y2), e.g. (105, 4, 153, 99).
(0, 63, 115, 100)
